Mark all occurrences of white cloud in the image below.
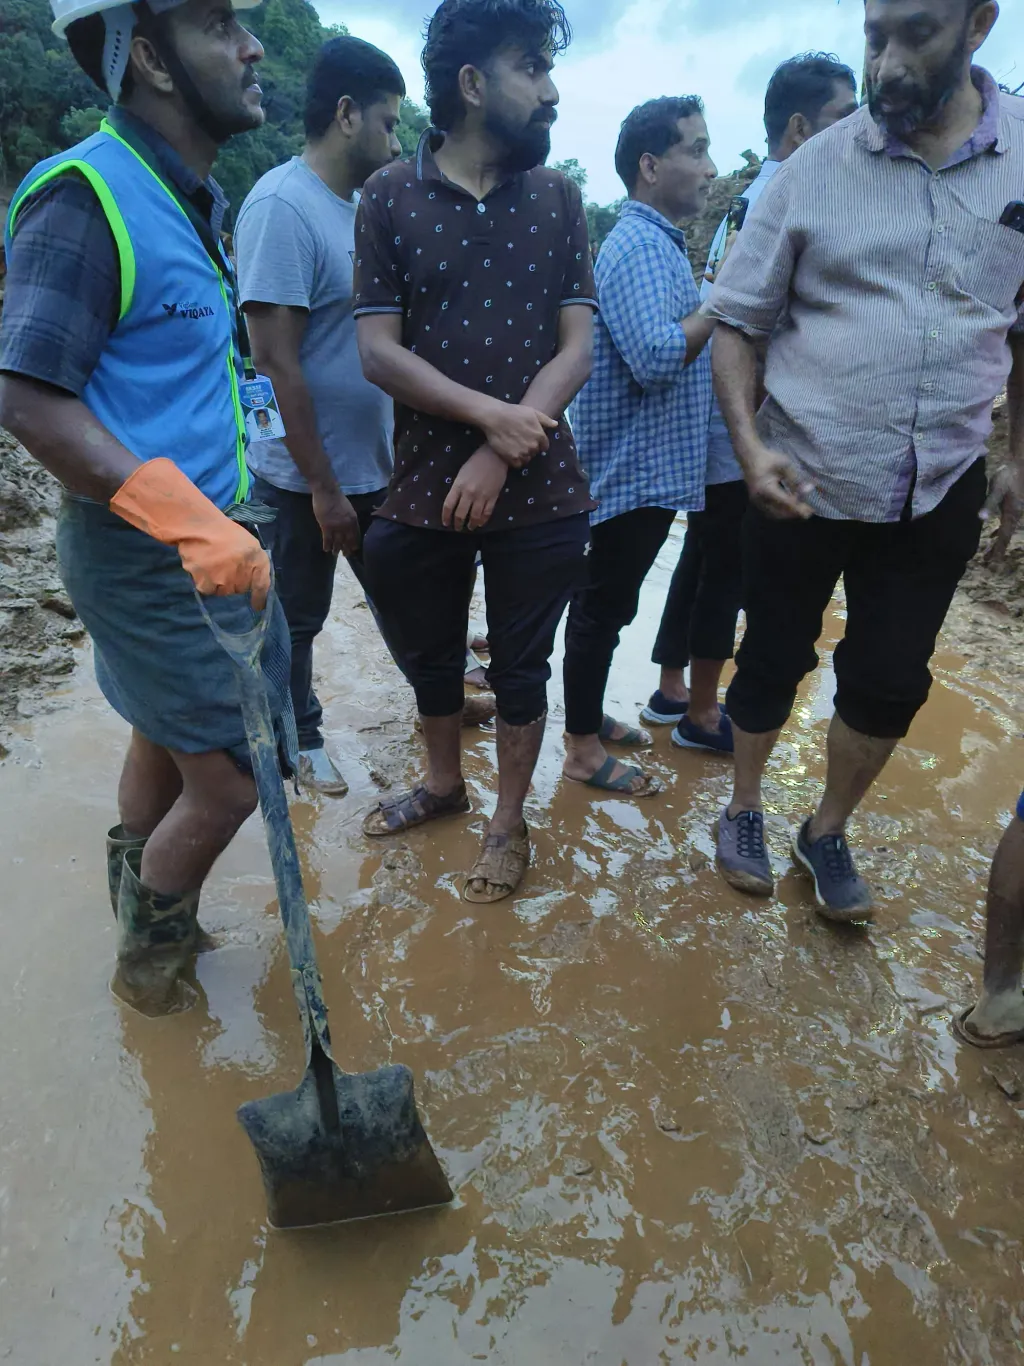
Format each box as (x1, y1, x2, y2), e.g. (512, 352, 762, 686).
(319, 0, 1024, 205)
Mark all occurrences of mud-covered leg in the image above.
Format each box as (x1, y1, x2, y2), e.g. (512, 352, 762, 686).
(962, 815, 1024, 1042)
(107, 730, 184, 914)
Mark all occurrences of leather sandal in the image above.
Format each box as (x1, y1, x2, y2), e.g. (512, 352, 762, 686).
(363, 782, 471, 837)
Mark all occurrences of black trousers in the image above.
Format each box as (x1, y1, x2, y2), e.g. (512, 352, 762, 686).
(651, 479, 748, 668)
(563, 505, 678, 736)
(363, 513, 590, 726)
(252, 476, 385, 751)
(726, 458, 987, 740)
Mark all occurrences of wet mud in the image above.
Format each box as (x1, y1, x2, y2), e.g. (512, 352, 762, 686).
(2, 524, 1024, 1365)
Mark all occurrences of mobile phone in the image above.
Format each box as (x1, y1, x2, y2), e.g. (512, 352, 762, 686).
(1000, 201, 1024, 234)
(727, 195, 749, 233)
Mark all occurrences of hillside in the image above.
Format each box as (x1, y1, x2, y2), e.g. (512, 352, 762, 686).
(0, 0, 427, 216)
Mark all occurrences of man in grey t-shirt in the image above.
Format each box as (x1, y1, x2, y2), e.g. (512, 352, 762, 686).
(235, 35, 404, 795)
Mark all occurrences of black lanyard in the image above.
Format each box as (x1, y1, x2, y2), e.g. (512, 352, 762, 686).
(105, 115, 256, 378)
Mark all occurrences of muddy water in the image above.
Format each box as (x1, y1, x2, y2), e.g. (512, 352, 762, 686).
(3, 524, 1024, 1365)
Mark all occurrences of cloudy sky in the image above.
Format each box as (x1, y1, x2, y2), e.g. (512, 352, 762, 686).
(317, 0, 1023, 203)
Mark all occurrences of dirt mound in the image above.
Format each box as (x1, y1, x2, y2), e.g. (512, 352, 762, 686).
(942, 398, 1024, 673)
(688, 151, 762, 282)
(0, 429, 83, 754)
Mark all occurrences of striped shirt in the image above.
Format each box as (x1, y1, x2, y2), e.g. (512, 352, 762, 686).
(572, 201, 711, 525)
(704, 70, 1024, 523)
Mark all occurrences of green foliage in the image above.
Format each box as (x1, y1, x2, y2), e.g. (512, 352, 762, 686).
(0, 0, 432, 217)
(0, 0, 97, 183)
(59, 104, 104, 146)
(397, 98, 430, 157)
(553, 157, 587, 196)
(586, 198, 622, 252)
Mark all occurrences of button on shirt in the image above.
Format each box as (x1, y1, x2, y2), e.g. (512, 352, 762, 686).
(352, 132, 598, 531)
(572, 201, 712, 524)
(703, 70, 1024, 523)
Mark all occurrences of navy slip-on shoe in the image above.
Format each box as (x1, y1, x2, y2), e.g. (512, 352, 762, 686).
(640, 690, 689, 726)
(672, 712, 734, 755)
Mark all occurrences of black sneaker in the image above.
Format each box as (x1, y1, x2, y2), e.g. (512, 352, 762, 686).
(793, 819, 873, 923)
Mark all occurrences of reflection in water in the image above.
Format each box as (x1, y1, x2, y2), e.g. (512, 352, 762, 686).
(3, 527, 1024, 1365)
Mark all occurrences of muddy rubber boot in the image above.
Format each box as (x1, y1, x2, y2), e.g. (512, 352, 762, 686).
(106, 825, 149, 917)
(110, 848, 200, 1017)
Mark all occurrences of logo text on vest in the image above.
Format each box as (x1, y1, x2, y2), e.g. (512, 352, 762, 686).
(162, 301, 216, 320)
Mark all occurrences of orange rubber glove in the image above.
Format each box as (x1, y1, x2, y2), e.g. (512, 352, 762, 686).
(109, 458, 271, 609)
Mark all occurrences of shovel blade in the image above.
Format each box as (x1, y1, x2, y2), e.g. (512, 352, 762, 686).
(238, 1061, 453, 1229)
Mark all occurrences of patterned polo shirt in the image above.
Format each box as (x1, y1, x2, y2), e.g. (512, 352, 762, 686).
(704, 69, 1024, 523)
(353, 131, 598, 532)
(571, 200, 712, 525)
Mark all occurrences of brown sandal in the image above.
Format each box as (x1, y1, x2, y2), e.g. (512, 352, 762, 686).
(363, 782, 470, 837)
(463, 823, 531, 904)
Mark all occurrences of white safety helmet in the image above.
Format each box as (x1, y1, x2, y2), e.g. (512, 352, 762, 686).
(51, 0, 259, 39)
(51, 0, 260, 108)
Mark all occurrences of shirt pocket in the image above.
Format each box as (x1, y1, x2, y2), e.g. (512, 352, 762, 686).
(953, 212, 1024, 313)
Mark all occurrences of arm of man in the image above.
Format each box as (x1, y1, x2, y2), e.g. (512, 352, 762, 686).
(245, 303, 359, 556)
(235, 193, 359, 556)
(600, 241, 711, 388)
(442, 302, 595, 532)
(442, 182, 597, 533)
(703, 164, 813, 519)
(982, 329, 1024, 563)
(352, 194, 554, 469)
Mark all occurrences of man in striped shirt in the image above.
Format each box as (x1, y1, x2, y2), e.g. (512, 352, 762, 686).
(704, 0, 1024, 922)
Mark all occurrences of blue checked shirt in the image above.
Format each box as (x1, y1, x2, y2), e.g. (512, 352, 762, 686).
(572, 200, 712, 525)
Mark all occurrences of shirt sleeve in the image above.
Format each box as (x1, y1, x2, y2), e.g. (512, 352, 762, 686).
(559, 177, 598, 309)
(234, 194, 316, 310)
(352, 184, 405, 317)
(701, 163, 797, 338)
(0, 176, 120, 396)
(598, 240, 688, 390)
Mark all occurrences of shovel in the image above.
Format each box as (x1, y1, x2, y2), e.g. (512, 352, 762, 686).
(197, 588, 453, 1229)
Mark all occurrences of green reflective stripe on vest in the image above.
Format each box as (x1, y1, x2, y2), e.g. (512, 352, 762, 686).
(8, 160, 136, 322)
(219, 275, 251, 504)
(99, 119, 249, 503)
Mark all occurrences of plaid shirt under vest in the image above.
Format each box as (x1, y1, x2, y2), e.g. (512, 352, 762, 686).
(572, 200, 711, 525)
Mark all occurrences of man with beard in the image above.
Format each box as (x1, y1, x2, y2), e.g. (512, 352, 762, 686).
(353, 0, 596, 903)
(0, 0, 288, 1015)
(704, 0, 1024, 922)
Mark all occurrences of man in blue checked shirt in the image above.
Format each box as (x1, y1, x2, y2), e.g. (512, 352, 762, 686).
(562, 96, 717, 797)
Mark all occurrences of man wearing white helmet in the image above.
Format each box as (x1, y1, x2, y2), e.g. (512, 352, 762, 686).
(0, 0, 290, 1016)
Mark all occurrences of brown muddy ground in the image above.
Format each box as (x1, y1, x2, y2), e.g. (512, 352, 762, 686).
(3, 518, 1024, 1366)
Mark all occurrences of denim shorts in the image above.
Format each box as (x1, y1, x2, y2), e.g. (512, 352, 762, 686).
(56, 494, 294, 771)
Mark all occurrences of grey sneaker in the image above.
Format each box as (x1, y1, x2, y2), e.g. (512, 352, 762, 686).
(715, 807, 774, 896)
(298, 747, 349, 797)
(793, 819, 873, 923)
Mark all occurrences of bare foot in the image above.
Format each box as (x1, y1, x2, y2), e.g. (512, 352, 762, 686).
(963, 988, 1024, 1040)
(563, 738, 659, 795)
(465, 666, 489, 689)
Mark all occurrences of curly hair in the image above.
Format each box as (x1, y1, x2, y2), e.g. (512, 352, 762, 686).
(422, 0, 572, 132)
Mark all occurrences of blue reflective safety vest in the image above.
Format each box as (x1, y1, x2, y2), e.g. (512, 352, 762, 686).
(5, 119, 249, 510)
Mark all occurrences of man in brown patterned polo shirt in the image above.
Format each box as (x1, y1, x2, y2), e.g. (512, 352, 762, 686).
(353, 0, 596, 903)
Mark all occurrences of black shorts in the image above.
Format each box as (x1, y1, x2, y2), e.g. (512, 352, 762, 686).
(726, 459, 986, 739)
(362, 513, 590, 726)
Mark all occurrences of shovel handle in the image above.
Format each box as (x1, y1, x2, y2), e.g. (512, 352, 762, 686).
(195, 586, 334, 1063)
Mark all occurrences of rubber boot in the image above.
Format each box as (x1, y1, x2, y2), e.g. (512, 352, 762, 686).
(110, 848, 200, 1017)
(106, 824, 149, 918)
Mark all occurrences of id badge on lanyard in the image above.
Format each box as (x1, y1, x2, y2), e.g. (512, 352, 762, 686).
(239, 373, 287, 442)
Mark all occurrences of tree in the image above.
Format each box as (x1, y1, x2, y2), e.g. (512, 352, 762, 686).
(0, 0, 433, 218)
(553, 157, 587, 196)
